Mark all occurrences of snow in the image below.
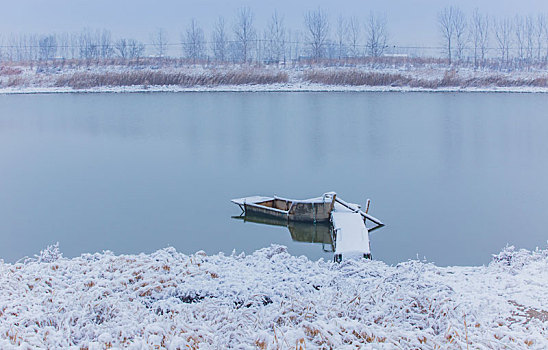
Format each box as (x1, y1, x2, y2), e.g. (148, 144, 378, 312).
(2, 83, 548, 94)
(232, 192, 336, 207)
(331, 211, 370, 257)
(274, 192, 336, 204)
(230, 196, 273, 206)
(1, 244, 547, 349)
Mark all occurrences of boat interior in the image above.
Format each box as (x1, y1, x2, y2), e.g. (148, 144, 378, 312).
(255, 199, 293, 211)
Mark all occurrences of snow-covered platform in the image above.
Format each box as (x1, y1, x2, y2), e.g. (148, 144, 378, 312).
(331, 211, 371, 262)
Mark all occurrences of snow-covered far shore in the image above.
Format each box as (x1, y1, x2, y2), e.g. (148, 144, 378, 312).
(1, 244, 547, 349)
(2, 63, 548, 94)
(2, 83, 548, 94)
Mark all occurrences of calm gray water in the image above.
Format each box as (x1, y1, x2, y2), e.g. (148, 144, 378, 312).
(0, 92, 547, 266)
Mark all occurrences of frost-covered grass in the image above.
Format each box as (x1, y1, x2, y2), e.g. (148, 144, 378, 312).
(1, 244, 547, 349)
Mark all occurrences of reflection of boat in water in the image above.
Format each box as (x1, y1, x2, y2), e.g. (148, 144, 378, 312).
(232, 192, 385, 261)
(233, 214, 335, 252)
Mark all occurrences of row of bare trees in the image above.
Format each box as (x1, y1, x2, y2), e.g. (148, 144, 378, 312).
(0, 29, 146, 62)
(0, 8, 389, 64)
(167, 8, 389, 63)
(5, 6, 548, 69)
(439, 7, 548, 68)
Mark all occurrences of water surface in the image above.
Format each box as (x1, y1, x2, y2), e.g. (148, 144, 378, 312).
(0, 92, 547, 265)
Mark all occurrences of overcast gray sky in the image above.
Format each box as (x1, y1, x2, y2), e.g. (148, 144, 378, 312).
(2, 0, 548, 47)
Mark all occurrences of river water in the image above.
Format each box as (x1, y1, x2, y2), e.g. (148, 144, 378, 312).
(0, 92, 547, 265)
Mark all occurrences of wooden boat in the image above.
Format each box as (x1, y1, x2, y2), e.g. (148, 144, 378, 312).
(232, 192, 385, 261)
(231, 192, 337, 223)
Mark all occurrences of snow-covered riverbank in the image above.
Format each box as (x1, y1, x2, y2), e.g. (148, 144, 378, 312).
(2, 64, 548, 94)
(1, 244, 547, 349)
(2, 83, 548, 94)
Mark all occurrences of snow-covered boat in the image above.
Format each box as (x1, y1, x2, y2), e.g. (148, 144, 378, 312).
(232, 192, 385, 261)
(231, 192, 337, 223)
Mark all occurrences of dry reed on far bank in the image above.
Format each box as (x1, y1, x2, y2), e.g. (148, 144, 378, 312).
(54, 69, 289, 89)
(303, 70, 412, 86)
(303, 69, 548, 89)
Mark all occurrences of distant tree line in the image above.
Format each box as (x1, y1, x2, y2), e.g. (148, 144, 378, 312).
(0, 29, 145, 62)
(438, 7, 548, 69)
(2, 6, 548, 70)
(0, 8, 388, 65)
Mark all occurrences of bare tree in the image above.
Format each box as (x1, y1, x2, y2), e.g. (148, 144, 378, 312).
(453, 9, 467, 62)
(336, 16, 348, 60)
(545, 17, 548, 61)
(495, 17, 513, 66)
(183, 19, 205, 63)
(100, 29, 113, 59)
(12, 34, 23, 61)
(6, 35, 15, 61)
(288, 29, 303, 63)
(69, 32, 79, 60)
(17, 34, 39, 61)
(304, 8, 330, 60)
(212, 17, 228, 62)
(7, 34, 23, 61)
(438, 7, 455, 64)
(233, 7, 256, 63)
(79, 29, 99, 60)
(115, 38, 129, 59)
(366, 12, 388, 57)
(265, 11, 286, 64)
(128, 39, 145, 59)
(348, 16, 361, 58)
(151, 28, 168, 58)
(536, 14, 546, 61)
(515, 16, 525, 63)
(525, 15, 535, 63)
(38, 35, 57, 61)
(471, 9, 489, 68)
(57, 32, 70, 60)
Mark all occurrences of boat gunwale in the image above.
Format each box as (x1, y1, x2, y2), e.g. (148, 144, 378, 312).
(245, 202, 289, 214)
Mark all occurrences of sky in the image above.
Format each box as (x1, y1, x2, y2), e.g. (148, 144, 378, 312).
(2, 0, 548, 48)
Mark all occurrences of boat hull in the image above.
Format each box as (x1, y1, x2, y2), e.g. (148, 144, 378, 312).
(238, 194, 336, 223)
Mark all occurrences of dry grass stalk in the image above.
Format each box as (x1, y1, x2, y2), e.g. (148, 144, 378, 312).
(463, 312, 470, 350)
